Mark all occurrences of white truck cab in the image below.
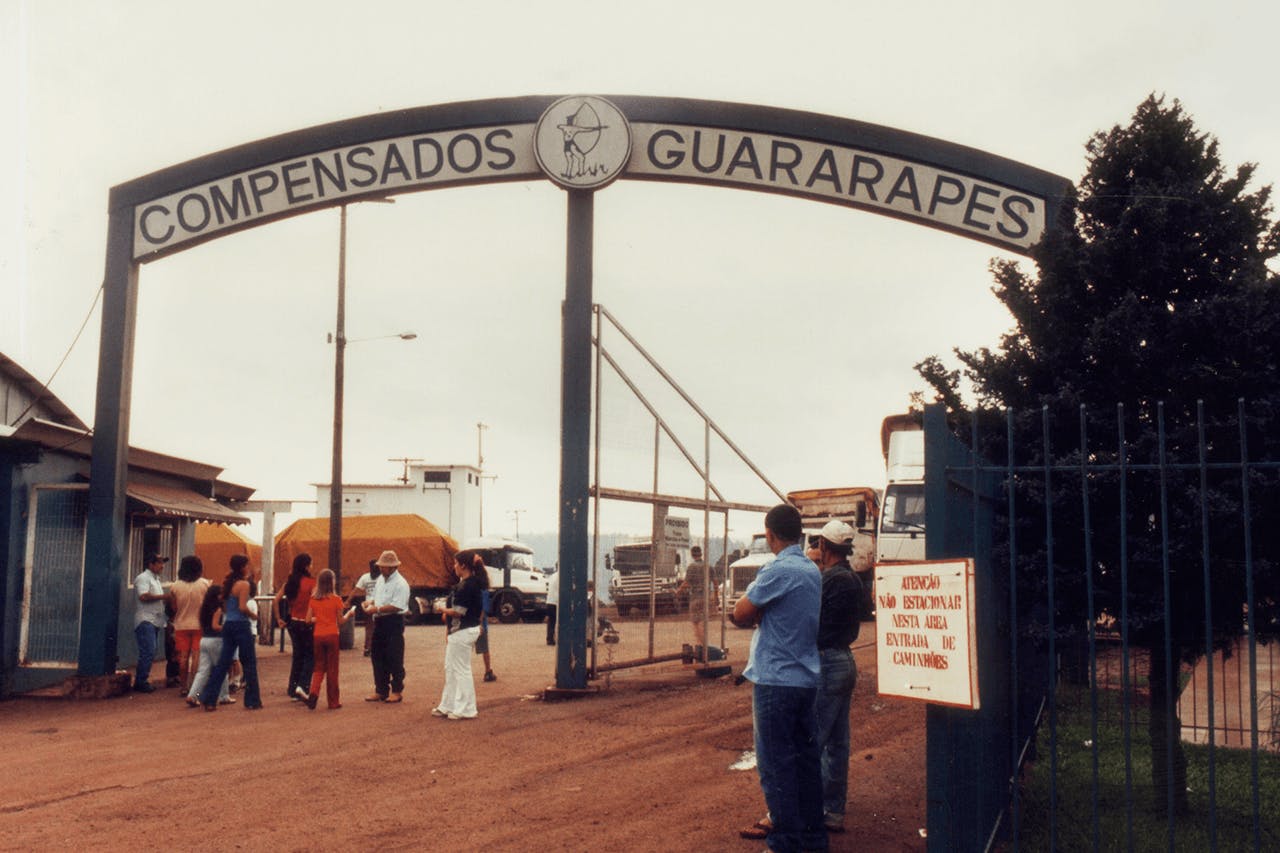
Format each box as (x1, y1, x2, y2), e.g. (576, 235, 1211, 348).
(878, 419, 926, 564)
(723, 533, 774, 621)
(457, 536, 550, 623)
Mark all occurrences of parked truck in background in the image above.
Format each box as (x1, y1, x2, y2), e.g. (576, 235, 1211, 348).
(877, 414, 926, 566)
(723, 533, 772, 616)
(607, 539, 691, 617)
(723, 486, 880, 622)
(454, 536, 550, 623)
(788, 486, 880, 618)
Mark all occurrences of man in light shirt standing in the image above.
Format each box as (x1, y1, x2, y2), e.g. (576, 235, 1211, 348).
(348, 558, 381, 657)
(133, 553, 170, 693)
(730, 505, 826, 853)
(364, 550, 410, 703)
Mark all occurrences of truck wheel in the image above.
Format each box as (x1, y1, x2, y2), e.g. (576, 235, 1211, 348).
(496, 592, 522, 624)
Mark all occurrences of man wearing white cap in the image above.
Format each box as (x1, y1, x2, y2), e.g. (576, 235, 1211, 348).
(811, 520, 864, 833)
(364, 550, 410, 703)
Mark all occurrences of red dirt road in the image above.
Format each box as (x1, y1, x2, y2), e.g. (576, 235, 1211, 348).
(0, 618, 925, 852)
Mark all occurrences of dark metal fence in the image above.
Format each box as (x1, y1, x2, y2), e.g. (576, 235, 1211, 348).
(922, 401, 1279, 852)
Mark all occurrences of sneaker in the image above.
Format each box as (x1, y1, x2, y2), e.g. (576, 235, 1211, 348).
(483, 671, 496, 682)
(823, 813, 845, 833)
(294, 686, 310, 701)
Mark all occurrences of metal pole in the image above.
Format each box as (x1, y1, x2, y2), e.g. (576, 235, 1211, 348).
(591, 305, 603, 675)
(81, 208, 138, 677)
(555, 189, 593, 691)
(329, 204, 347, 593)
(477, 422, 488, 535)
(649, 422, 659, 659)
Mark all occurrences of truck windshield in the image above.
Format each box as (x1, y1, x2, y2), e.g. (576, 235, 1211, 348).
(504, 550, 535, 571)
(748, 536, 770, 554)
(882, 483, 926, 533)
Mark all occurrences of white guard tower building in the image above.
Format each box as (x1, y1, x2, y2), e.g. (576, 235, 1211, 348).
(314, 463, 482, 541)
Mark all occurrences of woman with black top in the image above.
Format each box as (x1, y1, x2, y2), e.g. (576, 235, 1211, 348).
(432, 552, 486, 720)
(273, 553, 315, 701)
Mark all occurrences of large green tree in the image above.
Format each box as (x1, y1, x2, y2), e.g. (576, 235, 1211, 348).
(918, 95, 1280, 816)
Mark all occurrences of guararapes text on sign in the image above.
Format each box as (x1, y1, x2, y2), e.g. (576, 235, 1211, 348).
(132, 118, 1054, 259)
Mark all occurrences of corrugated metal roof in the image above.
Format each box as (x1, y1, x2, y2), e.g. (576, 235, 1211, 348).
(127, 483, 249, 525)
(0, 351, 89, 430)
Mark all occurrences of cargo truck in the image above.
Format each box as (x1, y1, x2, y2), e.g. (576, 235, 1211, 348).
(877, 414, 925, 565)
(607, 539, 690, 617)
(724, 486, 880, 622)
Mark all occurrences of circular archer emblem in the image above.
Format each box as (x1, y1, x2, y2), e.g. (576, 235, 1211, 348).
(534, 96, 631, 191)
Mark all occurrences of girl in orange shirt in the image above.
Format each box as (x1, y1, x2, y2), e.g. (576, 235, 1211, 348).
(305, 569, 355, 710)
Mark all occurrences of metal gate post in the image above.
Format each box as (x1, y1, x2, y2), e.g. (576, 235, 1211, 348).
(556, 189, 594, 691)
(81, 209, 138, 677)
(923, 405, 1010, 852)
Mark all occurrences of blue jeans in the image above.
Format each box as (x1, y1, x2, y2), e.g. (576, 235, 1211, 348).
(134, 622, 160, 687)
(815, 647, 857, 818)
(200, 620, 260, 708)
(753, 683, 827, 853)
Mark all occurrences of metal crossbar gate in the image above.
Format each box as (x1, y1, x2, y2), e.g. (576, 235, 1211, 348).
(924, 402, 1278, 852)
(587, 305, 781, 677)
(20, 485, 89, 666)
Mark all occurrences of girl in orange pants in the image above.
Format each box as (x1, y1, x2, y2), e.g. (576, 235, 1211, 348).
(304, 569, 355, 709)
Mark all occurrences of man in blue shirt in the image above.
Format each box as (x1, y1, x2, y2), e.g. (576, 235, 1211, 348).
(732, 504, 826, 853)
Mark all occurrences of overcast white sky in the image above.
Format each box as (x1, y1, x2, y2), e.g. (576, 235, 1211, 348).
(4, 1, 1278, 545)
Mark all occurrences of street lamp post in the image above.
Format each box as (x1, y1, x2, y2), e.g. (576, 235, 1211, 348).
(329, 198, 399, 596)
(329, 204, 349, 592)
(476, 422, 488, 535)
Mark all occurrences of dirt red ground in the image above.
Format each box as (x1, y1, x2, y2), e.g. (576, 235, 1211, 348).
(0, 615, 926, 852)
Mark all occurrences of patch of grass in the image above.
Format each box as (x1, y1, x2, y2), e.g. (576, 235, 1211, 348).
(1015, 685, 1280, 851)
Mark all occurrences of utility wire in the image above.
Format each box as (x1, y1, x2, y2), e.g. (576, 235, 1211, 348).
(8, 281, 105, 427)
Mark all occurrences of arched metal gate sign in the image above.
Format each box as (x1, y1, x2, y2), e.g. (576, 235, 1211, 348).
(84, 94, 1072, 691)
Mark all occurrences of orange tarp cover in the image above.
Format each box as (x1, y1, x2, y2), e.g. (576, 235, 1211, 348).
(194, 523, 264, 582)
(272, 513, 458, 596)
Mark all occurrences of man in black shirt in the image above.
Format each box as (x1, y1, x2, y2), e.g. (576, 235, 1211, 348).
(810, 520, 862, 833)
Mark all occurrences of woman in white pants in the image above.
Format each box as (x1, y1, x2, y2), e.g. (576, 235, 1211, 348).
(186, 584, 232, 706)
(433, 552, 486, 720)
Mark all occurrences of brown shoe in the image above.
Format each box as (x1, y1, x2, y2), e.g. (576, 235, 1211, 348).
(384, 693, 403, 704)
(739, 817, 772, 840)
(365, 693, 385, 702)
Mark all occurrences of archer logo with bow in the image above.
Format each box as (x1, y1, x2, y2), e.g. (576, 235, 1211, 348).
(535, 96, 632, 191)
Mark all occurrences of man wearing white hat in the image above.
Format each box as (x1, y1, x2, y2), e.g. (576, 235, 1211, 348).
(811, 519, 864, 834)
(364, 550, 410, 703)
